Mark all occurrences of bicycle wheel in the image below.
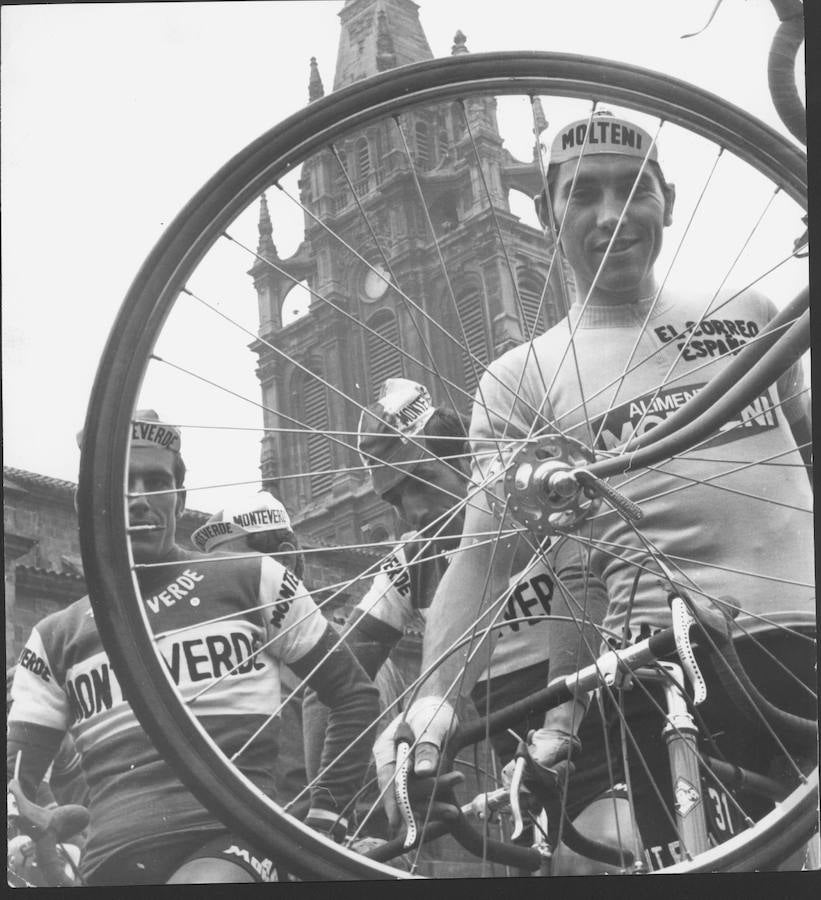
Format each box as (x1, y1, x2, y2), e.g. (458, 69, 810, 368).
(78, 51, 814, 879)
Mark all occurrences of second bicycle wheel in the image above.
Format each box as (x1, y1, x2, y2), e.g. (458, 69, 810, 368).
(78, 51, 814, 879)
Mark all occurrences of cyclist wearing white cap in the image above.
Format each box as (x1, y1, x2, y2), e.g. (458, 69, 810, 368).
(300, 378, 573, 840)
(374, 111, 813, 870)
(192, 489, 304, 580)
(8, 411, 379, 884)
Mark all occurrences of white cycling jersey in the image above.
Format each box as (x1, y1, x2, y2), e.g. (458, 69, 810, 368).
(355, 532, 554, 684)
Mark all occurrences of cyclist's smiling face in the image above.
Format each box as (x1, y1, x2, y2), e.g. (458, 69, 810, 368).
(552, 155, 674, 304)
(128, 445, 185, 563)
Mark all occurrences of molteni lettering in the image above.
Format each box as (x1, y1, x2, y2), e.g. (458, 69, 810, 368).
(561, 120, 641, 151)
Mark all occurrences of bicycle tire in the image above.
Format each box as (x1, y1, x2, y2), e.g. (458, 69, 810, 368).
(78, 50, 814, 879)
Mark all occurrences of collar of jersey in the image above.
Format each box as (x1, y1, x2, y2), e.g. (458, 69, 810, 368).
(568, 294, 671, 329)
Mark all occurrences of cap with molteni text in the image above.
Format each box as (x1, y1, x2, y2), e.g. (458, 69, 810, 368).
(357, 378, 436, 497)
(76, 409, 181, 454)
(547, 110, 658, 167)
(191, 490, 292, 553)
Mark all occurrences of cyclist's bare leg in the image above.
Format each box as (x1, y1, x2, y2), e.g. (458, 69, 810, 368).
(166, 857, 256, 883)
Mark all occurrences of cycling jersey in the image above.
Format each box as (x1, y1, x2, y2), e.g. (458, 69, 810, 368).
(8, 546, 378, 880)
(353, 532, 555, 683)
(472, 287, 813, 668)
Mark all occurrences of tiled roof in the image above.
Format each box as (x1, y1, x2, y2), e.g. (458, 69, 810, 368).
(3, 466, 210, 520)
(4, 466, 77, 495)
(15, 563, 86, 583)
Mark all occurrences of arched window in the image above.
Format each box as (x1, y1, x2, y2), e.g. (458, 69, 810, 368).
(454, 285, 491, 397)
(281, 280, 311, 326)
(366, 310, 402, 397)
(293, 365, 333, 497)
(368, 523, 391, 545)
(415, 121, 430, 170)
(450, 102, 465, 141)
(355, 138, 371, 184)
(517, 268, 548, 338)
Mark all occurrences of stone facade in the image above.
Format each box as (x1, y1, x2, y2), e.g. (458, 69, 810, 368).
(249, 0, 565, 552)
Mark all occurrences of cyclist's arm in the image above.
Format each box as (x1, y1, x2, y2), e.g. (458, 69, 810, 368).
(420, 358, 535, 704)
(261, 558, 380, 835)
(7, 630, 70, 799)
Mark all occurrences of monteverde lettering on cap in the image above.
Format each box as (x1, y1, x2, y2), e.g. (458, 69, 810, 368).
(131, 421, 180, 451)
(192, 521, 235, 552)
(232, 508, 289, 528)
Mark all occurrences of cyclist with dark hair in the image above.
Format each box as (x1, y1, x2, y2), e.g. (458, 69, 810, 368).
(301, 378, 565, 843)
(8, 410, 379, 884)
(373, 111, 813, 871)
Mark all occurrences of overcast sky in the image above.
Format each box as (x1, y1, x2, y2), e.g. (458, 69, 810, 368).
(1, 0, 808, 513)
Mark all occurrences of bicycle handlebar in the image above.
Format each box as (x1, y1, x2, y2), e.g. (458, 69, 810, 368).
(768, 0, 805, 145)
(374, 596, 816, 869)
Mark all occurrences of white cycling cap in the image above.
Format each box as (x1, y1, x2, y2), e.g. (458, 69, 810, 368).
(192, 490, 292, 552)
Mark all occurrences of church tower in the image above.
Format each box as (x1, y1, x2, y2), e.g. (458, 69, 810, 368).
(251, 0, 564, 547)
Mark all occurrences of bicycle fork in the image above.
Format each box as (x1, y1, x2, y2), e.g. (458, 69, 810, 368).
(638, 662, 711, 860)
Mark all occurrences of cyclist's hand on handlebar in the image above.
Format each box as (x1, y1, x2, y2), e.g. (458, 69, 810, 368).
(372, 697, 458, 830)
(502, 727, 582, 788)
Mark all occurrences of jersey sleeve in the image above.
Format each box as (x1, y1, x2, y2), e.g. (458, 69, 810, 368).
(469, 354, 550, 483)
(8, 627, 71, 732)
(354, 543, 414, 633)
(258, 556, 328, 666)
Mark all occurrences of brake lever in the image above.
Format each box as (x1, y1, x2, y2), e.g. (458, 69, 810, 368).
(509, 755, 528, 840)
(393, 720, 417, 850)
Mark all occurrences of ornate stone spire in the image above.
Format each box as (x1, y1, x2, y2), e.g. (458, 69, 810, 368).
(308, 57, 325, 102)
(256, 194, 277, 261)
(375, 8, 397, 71)
(334, 0, 433, 90)
(531, 96, 548, 135)
(451, 30, 469, 55)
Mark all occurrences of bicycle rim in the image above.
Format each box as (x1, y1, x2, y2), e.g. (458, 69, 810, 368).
(79, 51, 815, 879)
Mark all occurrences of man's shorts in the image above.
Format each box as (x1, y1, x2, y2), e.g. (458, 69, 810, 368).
(84, 828, 277, 885)
(471, 659, 553, 766)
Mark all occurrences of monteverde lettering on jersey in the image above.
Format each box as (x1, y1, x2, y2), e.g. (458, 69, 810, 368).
(270, 568, 300, 628)
(144, 568, 204, 614)
(66, 661, 120, 722)
(161, 630, 266, 684)
(381, 551, 412, 599)
(594, 383, 780, 452)
(18, 647, 52, 682)
(65, 629, 268, 723)
(560, 119, 643, 151)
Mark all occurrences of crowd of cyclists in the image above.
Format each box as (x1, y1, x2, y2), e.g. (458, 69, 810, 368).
(7, 111, 815, 884)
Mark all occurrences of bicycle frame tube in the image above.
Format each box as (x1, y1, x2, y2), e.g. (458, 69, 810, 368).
(639, 663, 712, 860)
